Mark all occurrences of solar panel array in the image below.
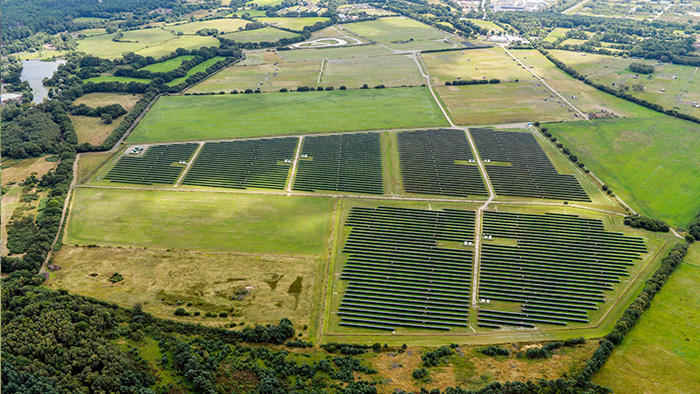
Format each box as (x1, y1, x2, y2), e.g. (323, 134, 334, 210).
(105, 143, 198, 185)
(397, 129, 488, 197)
(470, 128, 590, 201)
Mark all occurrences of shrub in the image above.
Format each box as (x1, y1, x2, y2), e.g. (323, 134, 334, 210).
(412, 368, 429, 380)
(480, 345, 510, 356)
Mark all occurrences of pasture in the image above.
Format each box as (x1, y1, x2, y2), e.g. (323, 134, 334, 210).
(188, 60, 321, 93)
(383, 38, 456, 51)
(594, 247, 700, 392)
(421, 46, 534, 84)
(166, 18, 249, 35)
(342, 17, 447, 43)
(77, 28, 219, 59)
(548, 116, 700, 227)
(166, 56, 226, 85)
(279, 44, 394, 62)
(435, 83, 574, 125)
(219, 27, 300, 43)
(84, 75, 152, 84)
(66, 189, 333, 255)
(48, 246, 321, 330)
(73, 92, 143, 111)
(257, 17, 330, 31)
(321, 54, 424, 88)
(139, 55, 194, 72)
(70, 115, 119, 146)
(127, 88, 448, 143)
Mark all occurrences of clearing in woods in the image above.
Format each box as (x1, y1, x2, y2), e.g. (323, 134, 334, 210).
(127, 88, 448, 143)
(77, 29, 219, 59)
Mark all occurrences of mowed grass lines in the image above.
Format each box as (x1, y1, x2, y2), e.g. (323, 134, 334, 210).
(67, 189, 333, 254)
(436, 83, 574, 125)
(478, 211, 647, 328)
(322, 55, 424, 88)
(397, 129, 487, 197)
(548, 116, 700, 227)
(421, 46, 533, 84)
(338, 206, 475, 331)
(471, 128, 589, 201)
(594, 245, 700, 392)
(293, 133, 383, 194)
(343, 17, 446, 43)
(105, 143, 198, 185)
(182, 137, 297, 190)
(189, 60, 321, 93)
(128, 88, 448, 143)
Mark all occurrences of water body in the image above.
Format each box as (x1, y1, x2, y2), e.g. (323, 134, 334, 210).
(20, 59, 66, 103)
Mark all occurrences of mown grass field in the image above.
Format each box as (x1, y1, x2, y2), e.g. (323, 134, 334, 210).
(167, 18, 249, 35)
(421, 46, 534, 84)
(594, 243, 700, 393)
(548, 116, 700, 227)
(139, 55, 194, 72)
(84, 75, 152, 84)
(166, 56, 226, 86)
(189, 60, 321, 93)
(77, 29, 219, 59)
(48, 246, 321, 329)
(279, 44, 394, 62)
(383, 38, 455, 51)
(322, 55, 424, 88)
(436, 83, 574, 125)
(257, 17, 330, 31)
(70, 115, 119, 145)
(342, 17, 447, 43)
(127, 88, 448, 143)
(67, 189, 333, 254)
(73, 92, 143, 111)
(219, 27, 299, 43)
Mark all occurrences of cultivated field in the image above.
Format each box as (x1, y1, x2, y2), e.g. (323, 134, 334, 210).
(436, 83, 574, 124)
(219, 27, 300, 43)
(421, 46, 534, 84)
(77, 29, 219, 59)
(342, 17, 447, 43)
(548, 116, 700, 227)
(594, 245, 700, 392)
(48, 246, 322, 330)
(127, 88, 448, 143)
(189, 60, 321, 93)
(66, 189, 334, 254)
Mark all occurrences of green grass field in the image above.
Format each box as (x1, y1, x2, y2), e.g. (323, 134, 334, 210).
(257, 17, 330, 31)
(84, 75, 152, 84)
(139, 55, 194, 72)
(322, 55, 424, 88)
(421, 47, 534, 84)
(219, 27, 300, 43)
(342, 17, 447, 43)
(166, 56, 226, 86)
(77, 29, 219, 59)
(463, 19, 505, 33)
(594, 244, 700, 392)
(73, 92, 143, 111)
(73, 17, 107, 23)
(548, 116, 700, 227)
(167, 18, 249, 35)
(67, 189, 333, 254)
(383, 38, 456, 51)
(127, 88, 448, 143)
(436, 83, 575, 125)
(189, 60, 321, 93)
(279, 45, 394, 62)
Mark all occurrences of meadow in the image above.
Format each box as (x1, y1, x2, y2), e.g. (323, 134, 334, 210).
(548, 116, 700, 227)
(342, 17, 447, 43)
(594, 244, 700, 392)
(436, 83, 574, 125)
(73, 92, 143, 111)
(219, 27, 299, 43)
(77, 29, 219, 59)
(421, 46, 534, 84)
(48, 246, 321, 329)
(188, 60, 321, 93)
(321, 54, 424, 88)
(127, 88, 448, 143)
(70, 115, 119, 145)
(166, 56, 226, 86)
(279, 44, 394, 62)
(139, 55, 194, 72)
(166, 18, 249, 35)
(66, 189, 333, 255)
(257, 17, 330, 31)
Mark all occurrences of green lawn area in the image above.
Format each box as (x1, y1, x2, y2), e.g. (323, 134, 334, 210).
(77, 29, 219, 59)
(421, 46, 533, 84)
(73, 17, 107, 23)
(139, 55, 194, 72)
(548, 116, 700, 227)
(279, 45, 394, 62)
(166, 56, 226, 86)
(257, 17, 330, 31)
(322, 54, 424, 88)
(219, 27, 300, 43)
(342, 17, 447, 43)
(383, 38, 455, 51)
(166, 18, 249, 35)
(127, 87, 448, 143)
(463, 19, 505, 33)
(189, 60, 321, 93)
(84, 76, 152, 84)
(66, 189, 333, 255)
(594, 243, 700, 393)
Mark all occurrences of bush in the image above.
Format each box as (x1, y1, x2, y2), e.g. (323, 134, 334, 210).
(624, 215, 670, 232)
(422, 346, 454, 367)
(412, 368, 429, 380)
(174, 308, 189, 316)
(480, 345, 510, 356)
